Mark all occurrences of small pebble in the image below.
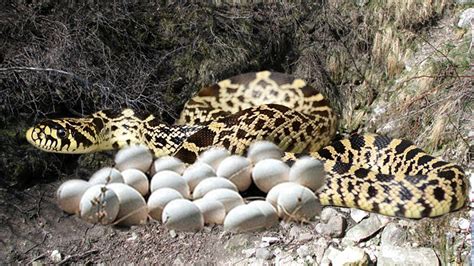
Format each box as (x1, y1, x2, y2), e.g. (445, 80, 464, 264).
(50, 250, 62, 263)
(458, 218, 470, 230)
(255, 247, 273, 260)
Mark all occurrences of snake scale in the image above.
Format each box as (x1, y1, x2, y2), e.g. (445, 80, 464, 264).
(26, 71, 468, 218)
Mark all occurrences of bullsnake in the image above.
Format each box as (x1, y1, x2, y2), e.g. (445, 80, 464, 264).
(26, 71, 468, 218)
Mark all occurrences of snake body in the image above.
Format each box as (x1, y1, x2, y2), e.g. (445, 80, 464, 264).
(26, 71, 468, 218)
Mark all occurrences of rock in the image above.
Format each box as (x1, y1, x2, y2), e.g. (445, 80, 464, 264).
(225, 234, 249, 250)
(458, 8, 474, 28)
(298, 233, 313, 242)
(289, 226, 305, 239)
(320, 215, 347, 238)
(242, 248, 255, 258)
(261, 236, 280, 247)
(355, 0, 369, 7)
(296, 245, 312, 257)
(344, 214, 388, 243)
(456, 0, 474, 6)
(256, 247, 273, 260)
(169, 230, 177, 238)
(458, 218, 470, 231)
(378, 245, 439, 266)
(321, 245, 342, 265)
(50, 250, 62, 263)
(320, 207, 339, 223)
(314, 238, 330, 264)
(332, 246, 369, 266)
(350, 209, 369, 223)
(380, 223, 407, 247)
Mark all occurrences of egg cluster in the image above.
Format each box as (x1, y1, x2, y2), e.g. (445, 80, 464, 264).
(57, 141, 326, 232)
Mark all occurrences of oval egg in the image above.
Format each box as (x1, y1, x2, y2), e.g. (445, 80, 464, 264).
(289, 156, 326, 191)
(197, 147, 230, 170)
(192, 177, 238, 199)
(57, 179, 92, 214)
(121, 169, 149, 196)
(277, 184, 321, 221)
(107, 183, 148, 225)
(223, 204, 267, 233)
(151, 156, 186, 175)
(248, 200, 279, 228)
(182, 162, 216, 192)
(203, 188, 244, 213)
(114, 145, 153, 172)
(80, 184, 120, 224)
(88, 167, 124, 185)
(252, 159, 289, 193)
(150, 170, 190, 198)
(147, 188, 183, 222)
(247, 141, 283, 163)
(266, 182, 298, 208)
(162, 199, 204, 232)
(216, 155, 252, 192)
(193, 198, 226, 225)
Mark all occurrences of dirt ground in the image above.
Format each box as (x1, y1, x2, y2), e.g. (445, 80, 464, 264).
(0, 178, 236, 264)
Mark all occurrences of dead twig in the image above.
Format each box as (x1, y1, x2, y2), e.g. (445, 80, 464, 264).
(58, 249, 99, 264)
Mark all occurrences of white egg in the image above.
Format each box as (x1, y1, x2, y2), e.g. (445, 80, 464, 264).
(121, 169, 149, 196)
(276, 184, 321, 221)
(203, 188, 244, 213)
(248, 200, 279, 228)
(192, 177, 238, 199)
(114, 145, 153, 172)
(182, 162, 216, 192)
(107, 183, 148, 225)
(150, 170, 190, 198)
(247, 141, 283, 163)
(57, 179, 92, 214)
(147, 188, 183, 222)
(197, 147, 230, 170)
(252, 159, 289, 193)
(216, 155, 252, 192)
(162, 199, 204, 231)
(151, 156, 186, 175)
(223, 204, 267, 233)
(193, 198, 226, 225)
(289, 156, 326, 191)
(266, 182, 298, 208)
(79, 185, 119, 224)
(88, 167, 124, 185)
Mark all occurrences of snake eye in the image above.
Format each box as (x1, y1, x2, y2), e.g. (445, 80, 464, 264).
(57, 128, 67, 138)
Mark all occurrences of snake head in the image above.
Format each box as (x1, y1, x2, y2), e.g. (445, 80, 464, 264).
(26, 118, 99, 154)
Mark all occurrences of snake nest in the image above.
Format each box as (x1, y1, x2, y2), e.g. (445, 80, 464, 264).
(26, 71, 468, 218)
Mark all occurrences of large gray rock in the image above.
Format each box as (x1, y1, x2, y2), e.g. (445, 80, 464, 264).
(458, 8, 474, 28)
(344, 214, 389, 243)
(378, 245, 439, 266)
(314, 238, 330, 264)
(332, 246, 369, 266)
(321, 245, 342, 266)
(256, 247, 273, 260)
(319, 214, 347, 238)
(456, 0, 474, 5)
(350, 209, 369, 223)
(320, 207, 340, 223)
(381, 223, 407, 247)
